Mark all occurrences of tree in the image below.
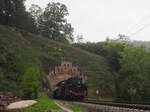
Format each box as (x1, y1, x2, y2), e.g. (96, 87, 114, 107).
(0, 0, 16, 25)
(118, 46, 150, 102)
(103, 42, 125, 72)
(0, 0, 25, 25)
(19, 12, 38, 34)
(75, 35, 84, 43)
(20, 67, 40, 99)
(34, 2, 74, 43)
(0, 0, 38, 33)
(29, 4, 43, 27)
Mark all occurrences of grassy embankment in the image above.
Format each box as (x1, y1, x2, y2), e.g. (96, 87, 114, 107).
(21, 92, 60, 112)
(12, 93, 84, 112)
(0, 25, 112, 97)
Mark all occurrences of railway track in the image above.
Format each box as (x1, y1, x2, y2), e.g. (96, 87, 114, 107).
(82, 100, 150, 111)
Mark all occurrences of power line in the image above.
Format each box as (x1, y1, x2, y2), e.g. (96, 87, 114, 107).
(129, 23, 150, 37)
(126, 13, 150, 34)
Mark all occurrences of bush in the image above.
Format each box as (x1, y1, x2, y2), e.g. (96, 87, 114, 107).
(19, 67, 40, 99)
(0, 55, 7, 64)
(0, 72, 19, 91)
(10, 56, 27, 73)
(0, 72, 4, 90)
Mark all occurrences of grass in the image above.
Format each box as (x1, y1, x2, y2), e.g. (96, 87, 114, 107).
(68, 105, 84, 112)
(60, 100, 84, 112)
(22, 31, 111, 86)
(20, 92, 60, 112)
(0, 24, 112, 97)
(87, 97, 114, 102)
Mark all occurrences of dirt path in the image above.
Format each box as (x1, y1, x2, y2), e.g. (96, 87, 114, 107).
(7, 100, 37, 109)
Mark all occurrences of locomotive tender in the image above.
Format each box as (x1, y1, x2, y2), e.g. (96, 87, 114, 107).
(53, 77, 87, 100)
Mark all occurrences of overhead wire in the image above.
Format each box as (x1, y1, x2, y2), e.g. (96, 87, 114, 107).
(129, 23, 150, 37)
(126, 13, 150, 37)
(126, 14, 150, 33)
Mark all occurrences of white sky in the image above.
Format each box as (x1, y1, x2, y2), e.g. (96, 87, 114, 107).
(25, 0, 150, 42)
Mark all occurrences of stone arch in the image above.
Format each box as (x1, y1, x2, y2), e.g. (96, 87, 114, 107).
(48, 61, 87, 89)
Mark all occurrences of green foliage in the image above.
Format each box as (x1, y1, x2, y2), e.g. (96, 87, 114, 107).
(74, 38, 150, 102)
(0, 0, 37, 33)
(103, 42, 125, 72)
(87, 97, 114, 102)
(0, 55, 7, 64)
(41, 71, 46, 76)
(68, 105, 84, 112)
(0, 46, 8, 64)
(0, 72, 4, 90)
(0, 25, 63, 92)
(73, 42, 107, 57)
(21, 92, 60, 112)
(20, 67, 40, 99)
(73, 41, 125, 97)
(119, 46, 150, 75)
(30, 2, 74, 43)
(40, 43, 62, 60)
(0, 72, 18, 91)
(29, 4, 43, 23)
(9, 55, 27, 73)
(0, 25, 111, 99)
(74, 41, 125, 72)
(118, 45, 150, 103)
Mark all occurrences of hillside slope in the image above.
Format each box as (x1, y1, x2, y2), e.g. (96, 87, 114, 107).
(0, 25, 112, 96)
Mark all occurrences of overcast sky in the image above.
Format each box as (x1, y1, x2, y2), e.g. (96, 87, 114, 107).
(25, 0, 150, 42)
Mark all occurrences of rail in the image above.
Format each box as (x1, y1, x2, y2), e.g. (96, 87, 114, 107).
(82, 100, 150, 110)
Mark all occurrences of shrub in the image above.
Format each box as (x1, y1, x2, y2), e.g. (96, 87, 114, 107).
(0, 72, 4, 90)
(0, 55, 7, 64)
(20, 67, 40, 99)
(0, 72, 19, 91)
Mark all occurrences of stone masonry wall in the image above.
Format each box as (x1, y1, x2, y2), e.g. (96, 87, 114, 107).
(48, 61, 87, 89)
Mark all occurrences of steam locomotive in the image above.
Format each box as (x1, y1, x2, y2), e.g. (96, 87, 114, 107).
(53, 77, 87, 100)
